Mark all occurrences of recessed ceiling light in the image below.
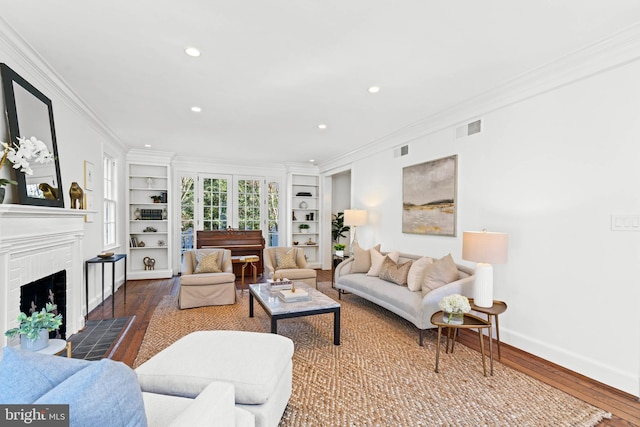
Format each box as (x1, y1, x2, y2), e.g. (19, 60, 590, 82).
(144, 144, 151, 148)
(309, 159, 315, 163)
(368, 86, 381, 93)
(191, 106, 202, 113)
(185, 47, 201, 57)
(318, 124, 327, 129)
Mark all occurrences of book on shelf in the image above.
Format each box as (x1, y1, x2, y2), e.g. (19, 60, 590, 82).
(139, 209, 163, 220)
(278, 289, 311, 303)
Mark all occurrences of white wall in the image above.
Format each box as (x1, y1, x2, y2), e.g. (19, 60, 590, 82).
(331, 58, 640, 396)
(0, 24, 128, 316)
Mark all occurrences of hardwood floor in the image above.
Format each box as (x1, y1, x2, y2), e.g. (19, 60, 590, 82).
(88, 270, 640, 426)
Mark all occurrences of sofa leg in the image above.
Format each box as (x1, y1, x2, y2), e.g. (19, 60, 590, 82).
(419, 329, 424, 346)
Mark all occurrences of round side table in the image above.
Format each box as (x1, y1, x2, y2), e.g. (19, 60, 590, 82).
(12, 338, 72, 358)
(469, 299, 507, 359)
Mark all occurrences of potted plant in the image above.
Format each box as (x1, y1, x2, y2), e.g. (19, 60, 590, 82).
(331, 212, 350, 244)
(333, 243, 346, 257)
(299, 223, 310, 233)
(5, 303, 63, 351)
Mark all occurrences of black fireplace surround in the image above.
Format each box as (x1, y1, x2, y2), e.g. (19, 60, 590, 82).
(19, 270, 67, 339)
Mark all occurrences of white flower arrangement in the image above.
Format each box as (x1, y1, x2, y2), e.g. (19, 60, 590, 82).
(0, 136, 54, 187)
(439, 294, 471, 314)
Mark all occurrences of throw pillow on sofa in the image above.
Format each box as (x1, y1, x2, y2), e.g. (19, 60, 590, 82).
(351, 243, 381, 273)
(275, 247, 298, 269)
(367, 248, 399, 277)
(422, 253, 459, 293)
(407, 256, 433, 291)
(194, 251, 221, 273)
(379, 257, 413, 286)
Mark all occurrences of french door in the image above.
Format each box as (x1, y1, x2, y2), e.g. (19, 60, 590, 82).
(183, 174, 280, 247)
(199, 174, 232, 231)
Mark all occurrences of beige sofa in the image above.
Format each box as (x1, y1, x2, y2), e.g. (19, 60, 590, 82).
(263, 247, 317, 288)
(180, 249, 236, 309)
(335, 248, 475, 345)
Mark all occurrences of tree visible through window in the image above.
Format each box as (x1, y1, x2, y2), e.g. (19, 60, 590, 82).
(267, 180, 279, 246)
(180, 176, 195, 255)
(202, 177, 228, 230)
(238, 179, 260, 230)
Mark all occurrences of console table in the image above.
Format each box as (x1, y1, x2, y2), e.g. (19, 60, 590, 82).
(85, 254, 127, 318)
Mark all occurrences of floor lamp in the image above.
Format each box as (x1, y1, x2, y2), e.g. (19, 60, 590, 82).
(462, 230, 508, 308)
(344, 209, 367, 251)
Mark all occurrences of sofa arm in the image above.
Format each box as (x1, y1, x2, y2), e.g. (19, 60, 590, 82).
(334, 257, 354, 283)
(419, 275, 475, 329)
(169, 381, 242, 427)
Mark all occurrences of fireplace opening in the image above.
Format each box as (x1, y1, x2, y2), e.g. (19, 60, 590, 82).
(20, 270, 67, 339)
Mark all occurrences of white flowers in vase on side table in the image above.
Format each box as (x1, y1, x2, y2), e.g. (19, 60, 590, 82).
(439, 294, 471, 325)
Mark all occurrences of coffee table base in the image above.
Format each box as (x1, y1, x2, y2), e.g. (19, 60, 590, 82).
(249, 290, 341, 345)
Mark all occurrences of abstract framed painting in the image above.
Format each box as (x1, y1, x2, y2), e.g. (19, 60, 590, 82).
(402, 154, 457, 236)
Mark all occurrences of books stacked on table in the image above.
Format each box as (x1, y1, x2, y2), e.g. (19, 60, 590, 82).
(268, 279, 292, 290)
(278, 289, 311, 303)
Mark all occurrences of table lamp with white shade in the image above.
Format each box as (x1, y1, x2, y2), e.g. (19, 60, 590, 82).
(344, 209, 367, 249)
(462, 230, 508, 308)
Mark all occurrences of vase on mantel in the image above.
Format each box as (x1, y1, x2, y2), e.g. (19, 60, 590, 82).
(0, 187, 5, 204)
(20, 329, 50, 352)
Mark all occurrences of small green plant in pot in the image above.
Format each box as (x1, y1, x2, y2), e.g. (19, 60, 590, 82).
(333, 243, 346, 256)
(5, 303, 63, 351)
(299, 223, 310, 233)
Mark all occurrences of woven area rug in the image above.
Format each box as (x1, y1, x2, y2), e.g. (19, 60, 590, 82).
(134, 282, 610, 426)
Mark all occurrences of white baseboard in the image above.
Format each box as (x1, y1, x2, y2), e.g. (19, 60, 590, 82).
(501, 327, 639, 398)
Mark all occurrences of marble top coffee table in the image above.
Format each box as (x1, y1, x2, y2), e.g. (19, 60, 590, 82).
(249, 283, 341, 345)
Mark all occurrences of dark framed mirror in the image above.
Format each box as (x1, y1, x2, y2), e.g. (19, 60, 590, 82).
(1, 63, 64, 208)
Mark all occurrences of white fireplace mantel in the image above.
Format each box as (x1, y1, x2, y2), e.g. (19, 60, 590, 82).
(0, 205, 87, 347)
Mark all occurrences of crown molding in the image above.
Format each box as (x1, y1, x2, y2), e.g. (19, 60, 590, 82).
(127, 149, 175, 164)
(318, 22, 640, 173)
(172, 155, 287, 176)
(0, 18, 128, 154)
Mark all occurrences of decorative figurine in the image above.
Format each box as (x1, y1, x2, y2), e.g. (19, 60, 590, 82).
(143, 256, 155, 270)
(69, 182, 84, 209)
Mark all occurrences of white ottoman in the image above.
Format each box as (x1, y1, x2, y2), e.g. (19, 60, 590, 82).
(135, 331, 294, 427)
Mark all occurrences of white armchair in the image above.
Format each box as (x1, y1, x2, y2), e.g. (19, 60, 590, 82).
(263, 247, 317, 288)
(143, 381, 255, 427)
(180, 249, 236, 309)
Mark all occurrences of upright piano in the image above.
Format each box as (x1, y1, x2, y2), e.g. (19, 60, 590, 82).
(196, 230, 265, 279)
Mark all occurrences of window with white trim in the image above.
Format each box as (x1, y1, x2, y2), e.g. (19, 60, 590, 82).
(103, 155, 117, 248)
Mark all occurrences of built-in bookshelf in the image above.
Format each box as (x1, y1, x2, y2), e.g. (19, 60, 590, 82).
(127, 162, 172, 279)
(289, 173, 321, 268)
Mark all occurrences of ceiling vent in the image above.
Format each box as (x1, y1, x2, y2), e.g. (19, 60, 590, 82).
(394, 144, 409, 158)
(456, 119, 482, 139)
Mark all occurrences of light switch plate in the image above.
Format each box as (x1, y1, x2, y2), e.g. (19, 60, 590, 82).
(611, 214, 640, 231)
